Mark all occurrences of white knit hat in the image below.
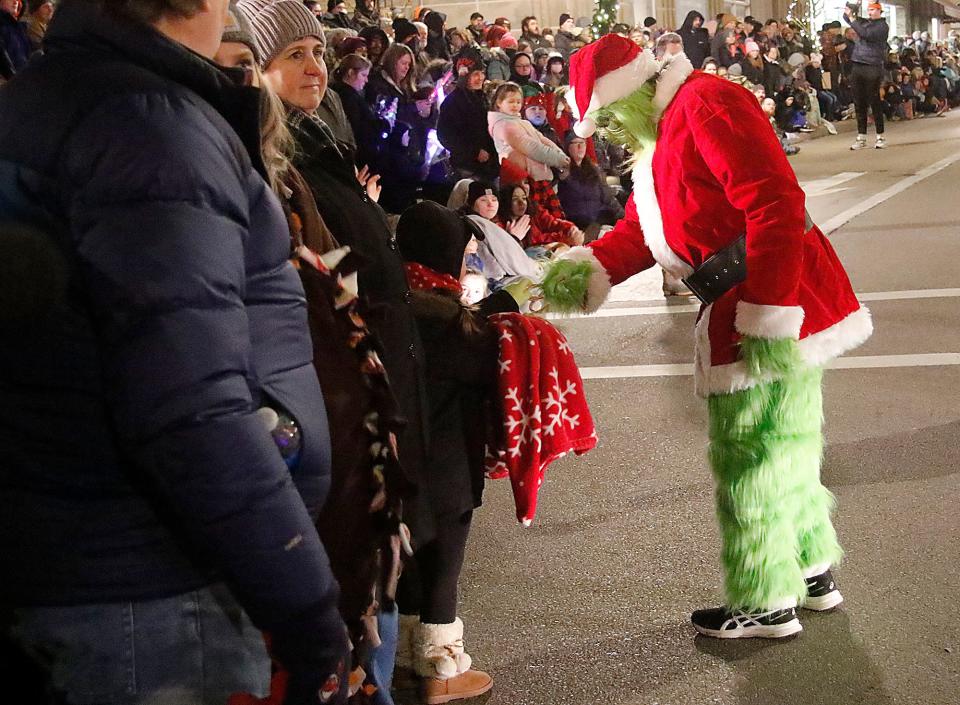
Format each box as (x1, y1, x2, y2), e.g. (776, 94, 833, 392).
(237, 0, 325, 69)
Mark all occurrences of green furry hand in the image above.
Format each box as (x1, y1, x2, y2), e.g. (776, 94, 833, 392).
(540, 258, 596, 313)
(739, 336, 805, 379)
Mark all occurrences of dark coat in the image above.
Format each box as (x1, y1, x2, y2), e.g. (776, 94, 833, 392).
(678, 11, 710, 70)
(0, 9, 31, 77)
(741, 57, 765, 86)
(331, 80, 387, 171)
(0, 0, 344, 650)
(396, 202, 518, 519)
(285, 109, 433, 539)
(365, 67, 407, 112)
(437, 83, 499, 179)
(844, 16, 888, 67)
(557, 163, 625, 229)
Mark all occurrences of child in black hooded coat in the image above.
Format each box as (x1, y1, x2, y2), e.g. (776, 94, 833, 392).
(393, 201, 524, 703)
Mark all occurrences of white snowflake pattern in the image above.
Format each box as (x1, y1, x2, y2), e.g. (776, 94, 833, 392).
(558, 338, 571, 355)
(498, 358, 512, 373)
(499, 329, 514, 343)
(543, 368, 581, 437)
(503, 386, 542, 458)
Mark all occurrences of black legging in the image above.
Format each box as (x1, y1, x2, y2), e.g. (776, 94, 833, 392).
(850, 63, 884, 136)
(397, 510, 473, 624)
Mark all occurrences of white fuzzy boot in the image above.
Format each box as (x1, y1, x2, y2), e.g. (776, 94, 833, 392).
(413, 618, 472, 680)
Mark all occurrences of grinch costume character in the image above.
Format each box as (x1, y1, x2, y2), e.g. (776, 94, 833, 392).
(541, 36, 873, 639)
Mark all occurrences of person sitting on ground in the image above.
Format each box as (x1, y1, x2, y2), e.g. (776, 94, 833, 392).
(741, 39, 765, 85)
(459, 180, 541, 288)
(763, 96, 799, 154)
(495, 181, 582, 249)
(717, 28, 744, 68)
(557, 132, 624, 233)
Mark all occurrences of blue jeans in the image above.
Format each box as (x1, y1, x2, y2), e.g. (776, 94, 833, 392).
(8, 583, 270, 705)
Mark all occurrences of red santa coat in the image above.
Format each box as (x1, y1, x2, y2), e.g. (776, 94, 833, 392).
(568, 65, 872, 396)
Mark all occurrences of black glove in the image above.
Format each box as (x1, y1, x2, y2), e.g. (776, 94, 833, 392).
(269, 602, 351, 705)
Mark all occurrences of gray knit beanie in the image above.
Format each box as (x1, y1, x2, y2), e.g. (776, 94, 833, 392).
(238, 0, 325, 69)
(222, 2, 261, 64)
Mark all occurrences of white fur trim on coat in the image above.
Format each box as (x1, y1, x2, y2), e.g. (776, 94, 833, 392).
(696, 305, 874, 397)
(735, 302, 805, 340)
(558, 246, 613, 313)
(631, 152, 694, 280)
(575, 49, 660, 136)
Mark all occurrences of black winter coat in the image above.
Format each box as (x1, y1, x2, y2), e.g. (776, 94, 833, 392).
(0, 0, 343, 650)
(331, 80, 387, 172)
(437, 83, 499, 179)
(286, 110, 433, 539)
(678, 11, 709, 69)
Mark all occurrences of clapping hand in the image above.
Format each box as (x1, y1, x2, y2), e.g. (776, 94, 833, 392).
(507, 214, 531, 241)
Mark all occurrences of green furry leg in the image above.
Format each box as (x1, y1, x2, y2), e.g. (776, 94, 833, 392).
(708, 367, 842, 610)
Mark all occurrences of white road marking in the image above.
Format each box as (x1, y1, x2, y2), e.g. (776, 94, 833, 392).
(580, 353, 960, 380)
(548, 288, 960, 319)
(800, 171, 866, 197)
(819, 150, 960, 234)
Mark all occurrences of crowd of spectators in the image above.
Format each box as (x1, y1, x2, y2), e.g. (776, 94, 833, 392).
(2, 1, 960, 705)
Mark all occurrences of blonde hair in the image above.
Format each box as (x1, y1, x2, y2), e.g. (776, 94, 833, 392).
(492, 81, 522, 111)
(253, 65, 296, 196)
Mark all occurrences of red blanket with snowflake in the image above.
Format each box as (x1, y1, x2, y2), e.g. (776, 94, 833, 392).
(484, 312, 597, 525)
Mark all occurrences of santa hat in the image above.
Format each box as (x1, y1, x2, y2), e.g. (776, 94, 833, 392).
(568, 34, 659, 138)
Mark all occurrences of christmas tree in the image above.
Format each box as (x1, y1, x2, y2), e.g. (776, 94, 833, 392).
(591, 0, 620, 38)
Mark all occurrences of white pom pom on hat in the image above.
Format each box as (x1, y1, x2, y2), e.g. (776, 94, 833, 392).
(567, 34, 660, 137)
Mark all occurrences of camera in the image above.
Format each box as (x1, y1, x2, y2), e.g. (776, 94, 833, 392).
(845, 1, 861, 16)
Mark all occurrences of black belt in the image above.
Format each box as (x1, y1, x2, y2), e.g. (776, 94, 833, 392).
(682, 234, 746, 306)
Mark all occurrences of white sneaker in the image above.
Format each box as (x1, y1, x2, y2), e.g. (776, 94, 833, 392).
(875, 136, 887, 149)
(850, 136, 868, 150)
(824, 120, 838, 135)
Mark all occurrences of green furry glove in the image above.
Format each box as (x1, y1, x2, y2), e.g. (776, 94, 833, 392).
(539, 258, 596, 313)
(739, 336, 805, 379)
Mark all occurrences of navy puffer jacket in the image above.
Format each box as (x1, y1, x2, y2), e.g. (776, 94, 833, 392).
(0, 0, 342, 644)
(844, 15, 889, 67)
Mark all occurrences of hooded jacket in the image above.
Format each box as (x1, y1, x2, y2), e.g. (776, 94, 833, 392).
(487, 110, 568, 181)
(678, 11, 710, 70)
(396, 203, 517, 518)
(0, 0, 344, 656)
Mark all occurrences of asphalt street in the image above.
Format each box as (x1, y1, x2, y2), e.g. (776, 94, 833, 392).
(444, 112, 960, 705)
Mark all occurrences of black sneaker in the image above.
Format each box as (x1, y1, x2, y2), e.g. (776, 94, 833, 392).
(691, 606, 802, 639)
(803, 569, 844, 611)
